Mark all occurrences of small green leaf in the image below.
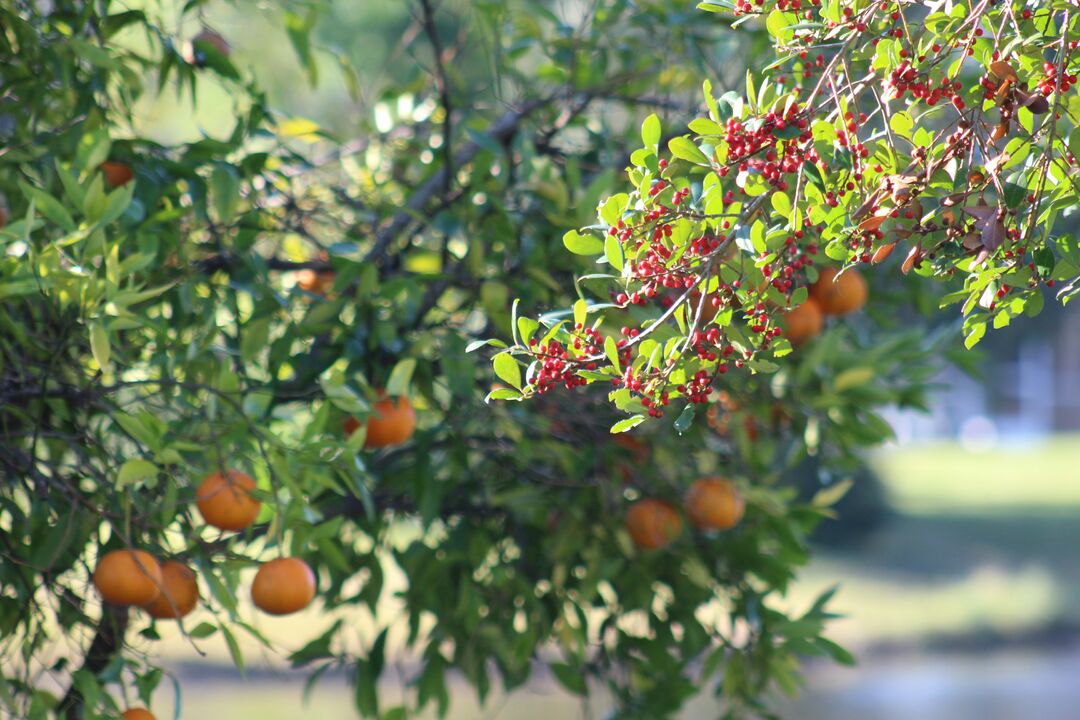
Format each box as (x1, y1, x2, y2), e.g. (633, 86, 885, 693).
(604, 335, 621, 372)
(668, 136, 710, 165)
(573, 299, 587, 328)
(605, 232, 624, 272)
(812, 478, 853, 508)
(771, 191, 792, 219)
(833, 366, 874, 391)
(641, 113, 661, 149)
(563, 230, 604, 255)
(673, 404, 695, 434)
(611, 415, 645, 433)
(90, 322, 110, 370)
(385, 358, 416, 396)
(117, 459, 158, 487)
(493, 353, 522, 390)
(550, 663, 586, 696)
(210, 163, 241, 223)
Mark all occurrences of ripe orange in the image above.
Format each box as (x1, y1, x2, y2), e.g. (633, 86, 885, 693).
(781, 298, 823, 346)
(684, 477, 745, 531)
(810, 267, 867, 316)
(122, 709, 156, 720)
(346, 394, 416, 449)
(296, 268, 334, 296)
(143, 561, 199, 619)
(93, 550, 162, 607)
(624, 499, 683, 550)
(100, 161, 134, 188)
(195, 470, 261, 532)
(251, 557, 316, 615)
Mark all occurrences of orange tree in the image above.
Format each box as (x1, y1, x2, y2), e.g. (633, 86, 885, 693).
(0, 1, 1076, 719)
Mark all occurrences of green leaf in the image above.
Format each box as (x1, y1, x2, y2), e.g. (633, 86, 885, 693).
(465, 338, 507, 353)
(833, 366, 874, 391)
(550, 663, 586, 695)
(76, 128, 111, 172)
(116, 459, 158, 487)
(221, 624, 245, 673)
(210, 163, 241, 223)
(563, 230, 604, 255)
(188, 622, 217, 639)
(89, 322, 110, 370)
(493, 353, 522, 390)
(17, 182, 75, 232)
(771, 191, 792, 219)
(604, 335, 621, 371)
(674, 403, 695, 434)
(1070, 127, 1080, 165)
(611, 415, 645, 433)
(485, 387, 523, 402)
(573, 299, 587, 328)
(889, 111, 913, 138)
(641, 113, 661, 149)
(385, 358, 417, 396)
(812, 478, 853, 508)
(605, 232, 624, 272)
(668, 136, 710, 165)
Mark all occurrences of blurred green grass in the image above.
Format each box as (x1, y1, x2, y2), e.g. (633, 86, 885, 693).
(874, 435, 1080, 513)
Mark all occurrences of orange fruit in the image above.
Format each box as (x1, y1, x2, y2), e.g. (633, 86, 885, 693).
(122, 709, 156, 720)
(143, 561, 199, 619)
(93, 550, 162, 607)
(346, 394, 416, 449)
(296, 269, 334, 296)
(195, 470, 261, 531)
(684, 477, 745, 531)
(100, 161, 134, 188)
(781, 298, 823, 346)
(251, 557, 316, 615)
(809, 267, 867, 316)
(624, 499, 683, 550)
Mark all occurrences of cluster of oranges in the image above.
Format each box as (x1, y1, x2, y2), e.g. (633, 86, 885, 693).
(625, 477, 745, 551)
(92, 472, 314, 719)
(92, 470, 317, 623)
(782, 266, 867, 346)
(93, 394, 416, 717)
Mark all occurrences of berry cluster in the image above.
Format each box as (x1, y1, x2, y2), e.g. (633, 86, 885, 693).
(1038, 61, 1077, 95)
(885, 62, 965, 109)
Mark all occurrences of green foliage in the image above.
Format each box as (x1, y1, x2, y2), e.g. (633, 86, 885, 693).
(3, 0, 1072, 718)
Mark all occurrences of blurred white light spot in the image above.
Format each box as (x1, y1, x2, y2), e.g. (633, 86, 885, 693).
(959, 415, 998, 453)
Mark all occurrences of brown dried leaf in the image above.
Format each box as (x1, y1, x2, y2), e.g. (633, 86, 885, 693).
(871, 242, 897, 264)
(852, 189, 883, 221)
(982, 219, 1006, 250)
(961, 205, 1006, 251)
(901, 245, 922, 275)
(1016, 88, 1050, 115)
(991, 121, 1010, 142)
(962, 232, 984, 250)
(858, 213, 888, 232)
(989, 61, 1019, 83)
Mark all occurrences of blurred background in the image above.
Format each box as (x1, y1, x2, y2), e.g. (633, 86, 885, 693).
(125, 1, 1080, 717)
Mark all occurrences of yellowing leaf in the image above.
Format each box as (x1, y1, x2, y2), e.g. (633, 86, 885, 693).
(90, 321, 110, 370)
